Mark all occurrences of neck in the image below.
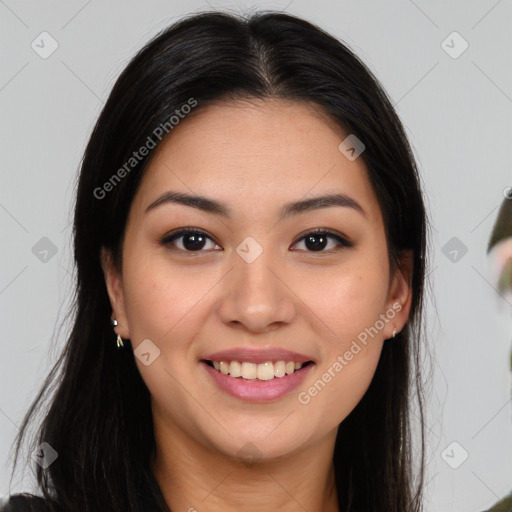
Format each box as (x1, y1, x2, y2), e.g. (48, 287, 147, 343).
(151, 414, 339, 512)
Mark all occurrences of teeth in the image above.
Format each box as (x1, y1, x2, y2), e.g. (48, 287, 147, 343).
(209, 360, 308, 380)
(257, 362, 274, 381)
(241, 362, 257, 379)
(230, 361, 242, 378)
(274, 360, 286, 378)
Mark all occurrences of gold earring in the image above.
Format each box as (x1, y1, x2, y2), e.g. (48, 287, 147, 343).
(112, 319, 124, 348)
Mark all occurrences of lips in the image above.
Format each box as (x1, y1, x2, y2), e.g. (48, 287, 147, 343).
(201, 358, 315, 402)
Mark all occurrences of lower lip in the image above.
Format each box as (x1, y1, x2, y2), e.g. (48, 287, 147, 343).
(201, 361, 314, 402)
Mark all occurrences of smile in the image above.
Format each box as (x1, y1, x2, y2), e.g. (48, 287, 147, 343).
(205, 360, 313, 380)
(201, 360, 315, 402)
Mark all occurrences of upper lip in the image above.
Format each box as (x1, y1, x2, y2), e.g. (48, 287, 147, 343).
(202, 347, 315, 364)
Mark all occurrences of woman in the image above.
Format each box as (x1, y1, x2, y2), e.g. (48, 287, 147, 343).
(2, 9, 430, 512)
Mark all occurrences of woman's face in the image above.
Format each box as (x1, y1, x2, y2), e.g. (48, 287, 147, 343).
(102, 98, 412, 462)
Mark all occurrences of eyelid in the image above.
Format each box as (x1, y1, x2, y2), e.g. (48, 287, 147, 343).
(291, 227, 352, 249)
(160, 227, 220, 252)
(160, 227, 352, 253)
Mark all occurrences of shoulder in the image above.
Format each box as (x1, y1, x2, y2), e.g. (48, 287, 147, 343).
(0, 494, 51, 512)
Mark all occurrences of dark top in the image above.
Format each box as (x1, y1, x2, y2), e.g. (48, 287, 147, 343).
(1, 493, 164, 512)
(2, 495, 48, 512)
(4, 491, 512, 512)
(1, 471, 169, 511)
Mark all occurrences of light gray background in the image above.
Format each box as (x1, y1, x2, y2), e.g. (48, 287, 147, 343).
(1, 1, 511, 511)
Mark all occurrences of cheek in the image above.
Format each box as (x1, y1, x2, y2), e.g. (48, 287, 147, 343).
(121, 258, 214, 406)
(304, 254, 389, 341)
(314, 346, 383, 424)
(122, 253, 214, 343)
(293, 254, 388, 417)
(299, 275, 386, 425)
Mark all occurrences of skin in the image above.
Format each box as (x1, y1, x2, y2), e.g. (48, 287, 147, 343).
(101, 98, 413, 512)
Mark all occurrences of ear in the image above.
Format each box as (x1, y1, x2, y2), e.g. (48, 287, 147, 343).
(384, 249, 413, 339)
(100, 247, 130, 339)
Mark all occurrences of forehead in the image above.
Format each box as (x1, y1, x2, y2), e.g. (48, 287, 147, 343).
(132, 98, 382, 225)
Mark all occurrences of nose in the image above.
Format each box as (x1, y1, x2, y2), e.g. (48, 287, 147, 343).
(216, 246, 297, 334)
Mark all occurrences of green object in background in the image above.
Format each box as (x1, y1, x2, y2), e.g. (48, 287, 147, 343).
(488, 197, 512, 253)
(485, 492, 512, 511)
(485, 196, 512, 511)
(488, 197, 512, 298)
(497, 257, 512, 295)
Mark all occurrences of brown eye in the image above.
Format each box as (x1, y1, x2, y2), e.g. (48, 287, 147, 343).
(160, 227, 352, 254)
(161, 228, 220, 252)
(291, 229, 352, 253)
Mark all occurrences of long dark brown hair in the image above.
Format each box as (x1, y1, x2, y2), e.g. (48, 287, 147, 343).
(6, 9, 431, 512)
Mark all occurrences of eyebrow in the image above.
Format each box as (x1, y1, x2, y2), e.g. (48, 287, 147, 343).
(145, 190, 367, 219)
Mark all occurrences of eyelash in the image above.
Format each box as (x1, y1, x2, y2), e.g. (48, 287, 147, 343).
(160, 227, 352, 255)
